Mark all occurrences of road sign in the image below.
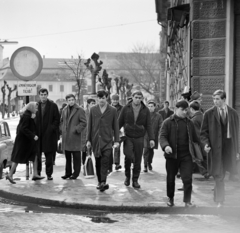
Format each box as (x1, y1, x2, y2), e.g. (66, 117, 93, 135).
(10, 47, 43, 81)
(17, 81, 37, 96)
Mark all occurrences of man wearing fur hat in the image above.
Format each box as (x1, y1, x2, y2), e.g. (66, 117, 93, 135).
(201, 90, 239, 207)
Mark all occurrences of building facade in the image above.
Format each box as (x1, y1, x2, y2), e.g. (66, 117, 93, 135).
(156, 0, 240, 113)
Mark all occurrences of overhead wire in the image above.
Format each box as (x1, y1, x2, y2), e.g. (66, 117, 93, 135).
(8, 19, 156, 40)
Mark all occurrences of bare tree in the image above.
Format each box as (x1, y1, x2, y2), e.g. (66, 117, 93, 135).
(6, 82, 17, 118)
(1, 80, 7, 118)
(116, 43, 162, 101)
(59, 55, 88, 105)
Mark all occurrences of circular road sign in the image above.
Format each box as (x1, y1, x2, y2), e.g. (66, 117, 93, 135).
(10, 47, 43, 81)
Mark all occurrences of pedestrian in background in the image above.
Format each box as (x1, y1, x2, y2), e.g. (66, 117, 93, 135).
(143, 100, 163, 172)
(81, 98, 96, 165)
(118, 91, 155, 189)
(108, 93, 123, 173)
(6, 102, 44, 184)
(160, 100, 199, 208)
(189, 101, 209, 178)
(35, 88, 60, 180)
(60, 94, 87, 180)
(201, 90, 239, 208)
(87, 90, 119, 192)
(158, 100, 174, 121)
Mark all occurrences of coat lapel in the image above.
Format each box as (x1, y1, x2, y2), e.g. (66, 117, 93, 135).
(67, 106, 77, 126)
(213, 106, 220, 125)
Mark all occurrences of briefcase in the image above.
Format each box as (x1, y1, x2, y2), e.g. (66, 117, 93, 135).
(83, 152, 95, 179)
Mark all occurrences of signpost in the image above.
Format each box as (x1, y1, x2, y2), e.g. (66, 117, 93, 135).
(10, 47, 43, 180)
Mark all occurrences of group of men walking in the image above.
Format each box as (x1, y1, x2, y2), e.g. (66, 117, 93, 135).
(20, 87, 239, 208)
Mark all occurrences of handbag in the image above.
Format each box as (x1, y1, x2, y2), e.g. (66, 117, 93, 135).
(83, 150, 95, 179)
(192, 142, 203, 161)
(57, 136, 63, 154)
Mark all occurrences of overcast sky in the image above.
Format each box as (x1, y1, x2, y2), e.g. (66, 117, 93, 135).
(0, 0, 161, 59)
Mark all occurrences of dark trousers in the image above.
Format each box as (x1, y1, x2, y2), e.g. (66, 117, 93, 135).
(95, 149, 111, 183)
(143, 148, 154, 166)
(82, 151, 87, 165)
(124, 137, 144, 181)
(38, 151, 55, 177)
(166, 155, 193, 203)
(65, 150, 81, 178)
(213, 138, 232, 203)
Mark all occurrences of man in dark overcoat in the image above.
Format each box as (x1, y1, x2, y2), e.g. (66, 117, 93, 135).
(60, 94, 87, 179)
(158, 100, 174, 121)
(201, 90, 239, 207)
(87, 90, 119, 192)
(36, 88, 60, 180)
(118, 91, 155, 189)
(143, 100, 163, 172)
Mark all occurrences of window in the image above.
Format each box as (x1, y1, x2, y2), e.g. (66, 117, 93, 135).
(49, 85, 53, 92)
(60, 85, 64, 92)
(72, 85, 76, 92)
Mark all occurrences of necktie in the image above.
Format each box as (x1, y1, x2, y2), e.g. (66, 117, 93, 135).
(220, 108, 226, 124)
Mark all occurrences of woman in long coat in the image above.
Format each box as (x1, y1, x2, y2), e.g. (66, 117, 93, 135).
(6, 102, 43, 184)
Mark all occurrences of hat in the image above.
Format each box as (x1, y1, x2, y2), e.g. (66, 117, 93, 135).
(190, 91, 202, 102)
(176, 100, 189, 109)
(147, 99, 156, 105)
(111, 94, 119, 100)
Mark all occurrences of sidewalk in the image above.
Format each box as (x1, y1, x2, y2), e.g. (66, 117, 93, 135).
(0, 148, 240, 214)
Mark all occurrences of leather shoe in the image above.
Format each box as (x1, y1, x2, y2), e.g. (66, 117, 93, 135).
(132, 181, 141, 189)
(185, 202, 196, 208)
(47, 176, 53, 180)
(143, 166, 148, 172)
(96, 182, 101, 189)
(69, 176, 77, 180)
(115, 165, 122, 171)
(167, 198, 174, 207)
(124, 178, 130, 186)
(32, 176, 45, 181)
(99, 183, 109, 192)
(148, 164, 152, 171)
(61, 175, 71, 179)
(6, 175, 16, 184)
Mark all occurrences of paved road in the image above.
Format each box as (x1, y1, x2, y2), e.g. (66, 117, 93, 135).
(0, 201, 240, 233)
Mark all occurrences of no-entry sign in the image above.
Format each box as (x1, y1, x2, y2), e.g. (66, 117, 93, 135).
(17, 81, 37, 96)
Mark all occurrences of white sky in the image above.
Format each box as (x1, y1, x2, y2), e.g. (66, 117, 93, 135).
(0, 0, 161, 59)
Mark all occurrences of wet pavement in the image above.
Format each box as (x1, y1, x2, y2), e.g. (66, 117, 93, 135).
(0, 116, 240, 215)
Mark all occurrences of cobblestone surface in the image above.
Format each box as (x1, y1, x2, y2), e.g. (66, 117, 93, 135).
(0, 202, 240, 233)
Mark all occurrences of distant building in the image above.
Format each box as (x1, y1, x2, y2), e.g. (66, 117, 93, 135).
(0, 56, 90, 111)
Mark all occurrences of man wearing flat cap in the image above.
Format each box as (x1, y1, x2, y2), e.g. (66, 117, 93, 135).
(160, 100, 200, 208)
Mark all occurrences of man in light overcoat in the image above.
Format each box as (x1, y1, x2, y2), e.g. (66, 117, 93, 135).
(60, 94, 87, 179)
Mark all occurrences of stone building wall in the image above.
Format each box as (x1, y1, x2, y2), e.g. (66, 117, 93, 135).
(191, 0, 226, 110)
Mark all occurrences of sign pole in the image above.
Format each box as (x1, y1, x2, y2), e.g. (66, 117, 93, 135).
(25, 96, 30, 180)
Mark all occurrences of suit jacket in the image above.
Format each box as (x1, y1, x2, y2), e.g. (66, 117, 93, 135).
(201, 105, 239, 175)
(158, 108, 174, 121)
(60, 104, 87, 151)
(87, 104, 119, 157)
